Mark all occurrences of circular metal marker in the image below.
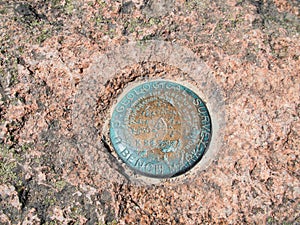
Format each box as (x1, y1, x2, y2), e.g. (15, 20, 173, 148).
(110, 80, 212, 178)
(73, 41, 225, 185)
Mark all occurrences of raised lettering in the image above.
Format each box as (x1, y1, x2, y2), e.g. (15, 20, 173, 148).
(120, 147, 130, 158)
(135, 158, 145, 168)
(194, 98, 201, 106)
(116, 105, 125, 112)
(143, 83, 150, 91)
(114, 137, 122, 144)
(202, 123, 211, 132)
(155, 164, 163, 174)
(127, 154, 135, 164)
(145, 162, 154, 172)
(153, 82, 165, 89)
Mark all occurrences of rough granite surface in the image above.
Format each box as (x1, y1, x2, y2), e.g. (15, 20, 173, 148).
(0, 0, 299, 224)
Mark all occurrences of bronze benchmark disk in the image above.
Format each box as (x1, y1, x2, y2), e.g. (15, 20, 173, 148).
(109, 80, 212, 178)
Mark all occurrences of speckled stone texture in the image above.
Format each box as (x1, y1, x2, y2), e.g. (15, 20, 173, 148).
(0, 0, 299, 224)
(73, 41, 225, 185)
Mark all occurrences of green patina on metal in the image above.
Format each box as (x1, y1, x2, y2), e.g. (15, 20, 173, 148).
(110, 80, 211, 178)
